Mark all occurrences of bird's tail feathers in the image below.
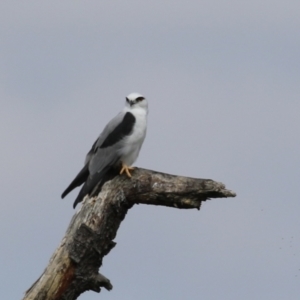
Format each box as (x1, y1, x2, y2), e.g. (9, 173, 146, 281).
(73, 171, 105, 208)
(61, 164, 89, 199)
(72, 165, 120, 209)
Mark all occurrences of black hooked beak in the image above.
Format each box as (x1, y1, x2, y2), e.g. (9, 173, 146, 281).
(126, 97, 133, 106)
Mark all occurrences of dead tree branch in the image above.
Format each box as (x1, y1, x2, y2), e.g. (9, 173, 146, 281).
(23, 168, 236, 300)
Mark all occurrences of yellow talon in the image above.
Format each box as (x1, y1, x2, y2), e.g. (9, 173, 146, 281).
(120, 163, 135, 178)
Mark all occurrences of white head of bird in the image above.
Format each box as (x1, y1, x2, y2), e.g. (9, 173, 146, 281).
(125, 93, 148, 112)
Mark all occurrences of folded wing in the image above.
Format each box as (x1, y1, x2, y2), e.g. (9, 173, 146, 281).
(61, 111, 136, 208)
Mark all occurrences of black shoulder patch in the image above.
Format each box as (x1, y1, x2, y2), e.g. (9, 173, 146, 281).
(100, 112, 135, 148)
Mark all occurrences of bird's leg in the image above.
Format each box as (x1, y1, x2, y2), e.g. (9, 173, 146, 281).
(120, 162, 135, 178)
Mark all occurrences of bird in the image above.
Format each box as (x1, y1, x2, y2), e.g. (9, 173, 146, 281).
(61, 92, 148, 208)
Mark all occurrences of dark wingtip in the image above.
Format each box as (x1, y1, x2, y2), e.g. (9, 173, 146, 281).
(73, 201, 78, 209)
(61, 190, 68, 199)
(73, 193, 83, 209)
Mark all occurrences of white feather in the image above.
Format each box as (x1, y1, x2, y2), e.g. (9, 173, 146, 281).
(119, 94, 148, 166)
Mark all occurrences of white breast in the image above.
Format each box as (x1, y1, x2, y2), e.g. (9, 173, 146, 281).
(119, 107, 147, 166)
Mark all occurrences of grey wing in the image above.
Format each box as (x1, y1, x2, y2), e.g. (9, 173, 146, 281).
(70, 110, 136, 208)
(84, 112, 125, 166)
(72, 145, 121, 208)
(88, 110, 133, 174)
(89, 144, 122, 174)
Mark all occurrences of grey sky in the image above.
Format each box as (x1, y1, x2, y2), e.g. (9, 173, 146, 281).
(1, 1, 300, 299)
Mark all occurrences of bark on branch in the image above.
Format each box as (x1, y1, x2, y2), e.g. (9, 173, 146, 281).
(23, 168, 236, 300)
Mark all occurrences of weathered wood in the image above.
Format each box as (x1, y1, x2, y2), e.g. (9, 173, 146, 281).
(23, 168, 236, 300)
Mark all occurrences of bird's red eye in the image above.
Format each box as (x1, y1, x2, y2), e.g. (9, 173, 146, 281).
(136, 97, 144, 102)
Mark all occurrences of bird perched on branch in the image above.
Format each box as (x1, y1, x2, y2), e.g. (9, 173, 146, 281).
(61, 93, 148, 208)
